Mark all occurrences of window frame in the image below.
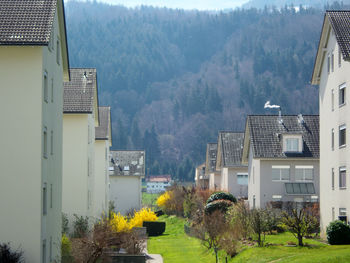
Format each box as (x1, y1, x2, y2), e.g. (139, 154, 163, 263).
(339, 124, 346, 148)
(43, 183, 47, 215)
(331, 51, 334, 72)
(332, 168, 335, 190)
(295, 165, 314, 181)
(43, 127, 48, 159)
(339, 83, 346, 107)
(44, 71, 48, 103)
(332, 128, 335, 150)
(339, 166, 347, 189)
(272, 165, 290, 181)
(237, 173, 248, 185)
(339, 45, 342, 68)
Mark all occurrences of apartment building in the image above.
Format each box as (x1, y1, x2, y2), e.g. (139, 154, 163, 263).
(311, 11, 350, 234)
(242, 115, 320, 209)
(216, 132, 248, 199)
(0, 1, 69, 262)
(94, 106, 112, 217)
(62, 68, 99, 223)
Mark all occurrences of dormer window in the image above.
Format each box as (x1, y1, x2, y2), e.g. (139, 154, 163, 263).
(283, 135, 303, 153)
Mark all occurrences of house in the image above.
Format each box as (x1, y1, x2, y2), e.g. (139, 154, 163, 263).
(311, 11, 350, 234)
(94, 106, 112, 218)
(206, 143, 221, 190)
(146, 175, 172, 193)
(0, 0, 69, 262)
(242, 115, 320, 209)
(109, 151, 145, 215)
(195, 163, 207, 189)
(62, 68, 99, 224)
(216, 132, 248, 199)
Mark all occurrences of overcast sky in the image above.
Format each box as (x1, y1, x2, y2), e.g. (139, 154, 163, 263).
(65, 0, 249, 10)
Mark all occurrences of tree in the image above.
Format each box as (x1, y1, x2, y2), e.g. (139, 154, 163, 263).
(281, 206, 318, 246)
(250, 209, 269, 247)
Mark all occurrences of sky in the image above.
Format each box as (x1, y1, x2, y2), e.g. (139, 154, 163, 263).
(65, 0, 249, 10)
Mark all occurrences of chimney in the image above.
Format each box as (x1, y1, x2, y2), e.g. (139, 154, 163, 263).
(278, 107, 283, 124)
(298, 114, 305, 125)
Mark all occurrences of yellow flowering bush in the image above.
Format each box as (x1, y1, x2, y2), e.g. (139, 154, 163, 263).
(61, 233, 72, 257)
(109, 212, 131, 232)
(156, 191, 171, 208)
(129, 208, 158, 228)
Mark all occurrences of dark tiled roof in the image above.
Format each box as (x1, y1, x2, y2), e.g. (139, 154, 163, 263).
(247, 115, 319, 159)
(219, 132, 245, 167)
(0, 0, 57, 45)
(327, 11, 350, 61)
(95, 106, 110, 140)
(110, 151, 145, 177)
(206, 143, 217, 173)
(64, 68, 97, 113)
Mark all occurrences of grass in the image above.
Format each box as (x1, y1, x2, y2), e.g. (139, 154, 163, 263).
(147, 215, 350, 263)
(142, 192, 159, 209)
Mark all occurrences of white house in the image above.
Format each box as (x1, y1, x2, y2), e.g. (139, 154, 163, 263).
(0, 0, 69, 262)
(146, 175, 172, 193)
(311, 11, 350, 235)
(216, 132, 248, 199)
(242, 115, 320, 209)
(109, 151, 145, 215)
(195, 163, 207, 189)
(94, 106, 112, 218)
(62, 68, 99, 224)
(206, 143, 221, 190)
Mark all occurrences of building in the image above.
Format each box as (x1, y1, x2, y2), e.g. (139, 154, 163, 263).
(242, 115, 320, 209)
(62, 68, 99, 224)
(216, 132, 248, 199)
(0, 0, 69, 262)
(195, 163, 207, 189)
(206, 143, 221, 190)
(94, 106, 112, 218)
(146, 175, 172, 193)
(109, 151, 145, 215)
(311, 11, 350, 234)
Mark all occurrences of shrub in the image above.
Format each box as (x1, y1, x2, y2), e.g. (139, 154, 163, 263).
(72, 214, 89, 238)
(110, 212, 131, 232)
(61, 234, 74, 263)
(156, 191, 171, 208)
(62, 213, 69, 235)
(326, 220, 350, 245)
(206, 192, 237, 204)
(227, 201, 251, 239)
(129, 208, 158, 228)
(143, 221, 166, 236)
(205, 200, 233, 214)
(0, 243, 23, 263)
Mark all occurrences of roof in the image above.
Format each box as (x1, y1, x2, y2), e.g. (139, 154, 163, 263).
(95, 106, 110, 140)
(64, 68, 97, 113)
(110, 151, 145, 177)
(245, 115, 319, 159)
(0, 0, 56, 45)
(218, 132, 245, 167)
(312, 11, 350, 84)
(147, 175, 171, 183)
(206, 143, 217, 173)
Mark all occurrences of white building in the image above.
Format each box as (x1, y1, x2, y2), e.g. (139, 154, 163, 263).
(94, 106, 112, 218)
(62, 68, 99, 224)
(0, 1, 69, 262)
(146, 175, 172, 193)
(109, 151, 145, 215)
(311, 11, 350, 235)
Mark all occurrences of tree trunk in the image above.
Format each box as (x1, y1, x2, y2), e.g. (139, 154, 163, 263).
(298, 234, 303, 246)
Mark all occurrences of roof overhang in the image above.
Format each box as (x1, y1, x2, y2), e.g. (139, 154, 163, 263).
(57, 0, 70, 82)
(242, 119, 251, 165)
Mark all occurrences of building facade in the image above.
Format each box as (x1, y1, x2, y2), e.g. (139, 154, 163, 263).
(242, 115, 320, 209)
(206, 143, 220, 190)
(311, 11, 350, 234)
(0, 1, 69, 262)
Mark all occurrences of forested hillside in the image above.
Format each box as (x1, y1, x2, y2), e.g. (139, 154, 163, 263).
(65, 1, 346, 181)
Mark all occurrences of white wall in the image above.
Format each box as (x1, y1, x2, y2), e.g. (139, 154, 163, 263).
(221, 167, 248, 198)
(109, 176, 141, 215)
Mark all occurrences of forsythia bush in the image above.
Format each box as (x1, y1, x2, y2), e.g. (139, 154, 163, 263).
(61, 234, 72, 257)
(130, 208, 158, 228)
(110, 212, 131, 232)
(157, 191, 171, 208)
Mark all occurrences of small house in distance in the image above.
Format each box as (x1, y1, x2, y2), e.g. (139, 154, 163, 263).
(242, 115, 320, 209)
(195, 163, 207, 189)
(109, 150, 145, 214)
(146, 175, 172, 193)
(206, 143, 220, 190)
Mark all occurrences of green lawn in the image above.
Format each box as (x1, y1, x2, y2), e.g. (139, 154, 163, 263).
(142, 192, 159, 209)
(148, 215, 350, 263)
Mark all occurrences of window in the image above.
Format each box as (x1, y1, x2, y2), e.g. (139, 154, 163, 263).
(43, 183, 47, 215)
(285, 182, 315, 194)
(50, 184, 53, 209)
(295, 166, 313, 181)
(51, 78, 54, 103)
(332, 128, 335, 150)
(332, 89, 334, 111)
(44, 71, 48, 103)
(56, 39, 60, 65)
(286, 138, 299, 152)
(339, 208, 347, 222)
(327, 55, 330, 74)
(331, 52, 334, 72)
(237, 173, 248, 185)
(43, 127, 48, 159)
(339, 46, 342, 67)
(49, 236, 52, 262)
(50, 130, 53, 155)
(332, 168, 335, 190)
(42, 239, 47, 263)
(272, 166, 290, 181)
(339, 167, 346, 189)
(339, 125, 346, 147)
(339, 84, 346, 106)
(332, 207, 335, 221)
